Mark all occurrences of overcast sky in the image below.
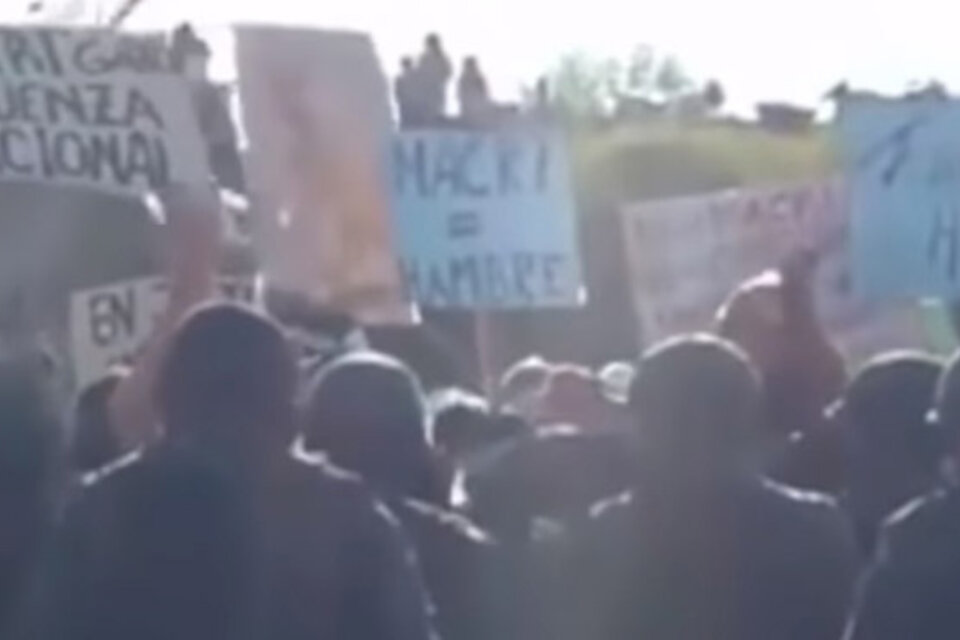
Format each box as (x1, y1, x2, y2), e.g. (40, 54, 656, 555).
(6, 0, 960, 112)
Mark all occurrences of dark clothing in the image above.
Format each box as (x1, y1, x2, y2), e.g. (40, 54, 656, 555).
(847, 488, 960, 640)
(560, 476, 857, 640)
(392, 498, 503, 640)
(29, 445, 435, 640)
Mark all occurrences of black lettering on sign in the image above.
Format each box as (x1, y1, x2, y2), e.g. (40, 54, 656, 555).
(36, 30, 65, 76)
(448, 210, 480, 238)
(496, 136, 523, 195)
(541, 253, 569, 298)
(401, 252, 572, 307)
(71, 35, 167, 76)
(535, 138, 550, 192)
(928, 202, 960, 282)
(0, 81, 167, 129)
(448, 256, 481, 305)
(0, 125, 170, 189)
(0, 127, 31, 174)
(394, 138, 429, 198)
(88, 289, 136, 348)
(432, 135, 487, 198)
(0, 30, 49, 75)
(511, 252, 537, 303)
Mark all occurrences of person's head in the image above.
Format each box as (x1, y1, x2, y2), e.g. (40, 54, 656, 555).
(303, 351, 440, 503)
(70, 369, 126, 475)
(0, 353, 58, 511)
(715, 271, 784, 373)
(496, 355, 551, 418)
(425, 33, 442, 53)
(537, 364, 606, 427)
(837, 351, 945, 464)
(171, 23, 211, 79)
(400, 56, 413, 72)
(157, 304, 298, 458)
(430, 388, 490, 461)
(629, 334, 760, 475)
(463, 56, 479, 73)
(932, 349, 960, 453)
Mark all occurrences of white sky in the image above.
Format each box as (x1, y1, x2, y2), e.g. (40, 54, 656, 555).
(6, 0, 960, 112)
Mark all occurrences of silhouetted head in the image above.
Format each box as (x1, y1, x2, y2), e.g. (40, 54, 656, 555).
(430, 388, 490, 460)
(400, 56, 413, 72)
(157, 304, 297, 458)
(497, 355, 551, 417)
(425, 33, 442, 52)
(839, 352, 944, 459)
(71, 368, 126, 474)
(629, 334, 760, 474)
(303, 351, 439, 503)
(933, 350, 960, 451)
(463, 56, 479, 73)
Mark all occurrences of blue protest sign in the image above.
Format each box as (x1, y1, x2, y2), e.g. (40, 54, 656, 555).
(389, 129, 584, 309)
(840, 98, 960, 298)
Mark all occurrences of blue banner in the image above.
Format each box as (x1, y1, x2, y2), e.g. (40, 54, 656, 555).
(840, 98, 960, 298)
(389, 129, 584, 309)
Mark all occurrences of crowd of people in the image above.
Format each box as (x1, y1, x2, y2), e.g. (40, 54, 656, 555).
(0, 186, 958, 640)
(394, 34, 496, 128)
(0, 26, 956, 640)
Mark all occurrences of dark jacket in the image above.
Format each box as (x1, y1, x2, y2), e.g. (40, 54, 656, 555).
(27, 445, 435, 640)
(391, 498, 504, 640)
(847, 488, 960, 640)
(559, 475, 858, 640)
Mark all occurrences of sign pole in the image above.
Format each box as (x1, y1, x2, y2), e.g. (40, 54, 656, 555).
(474, 310, 495, 402)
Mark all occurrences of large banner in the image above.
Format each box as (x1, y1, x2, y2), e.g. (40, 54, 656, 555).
(840, 98, 960, 298)
(235, 26, 412, 324)
(622, 182, 931, 363)
(70, 276, 255, 388)
(391, 129, 584, 309)
(0, 27, 208, 196)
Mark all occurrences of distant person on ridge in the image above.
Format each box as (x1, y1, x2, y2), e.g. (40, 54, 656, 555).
(458, 56, 490, 125)
(417, 34, 452, 124)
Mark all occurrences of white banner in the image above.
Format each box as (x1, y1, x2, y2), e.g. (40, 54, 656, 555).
(622, 181, 931, 363)
(70, 277, 255, 388)
(0, 27, 208, 196)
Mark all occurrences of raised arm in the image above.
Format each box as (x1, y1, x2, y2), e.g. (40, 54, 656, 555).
(108, 186, 222, 451)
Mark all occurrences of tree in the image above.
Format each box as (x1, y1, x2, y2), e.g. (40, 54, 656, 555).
(543, 45, 697, 120)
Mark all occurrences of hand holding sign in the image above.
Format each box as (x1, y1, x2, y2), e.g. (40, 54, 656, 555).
(108, 183, 222, 450)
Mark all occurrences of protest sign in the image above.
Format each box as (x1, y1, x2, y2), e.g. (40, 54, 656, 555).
(70, 276, 255, 388)
(0, 27, 208, 197)
(390, 129, 584, 309)
(622, 182, 930, 363)
(839, 98, 960, 298)
(235, 26, 412, 324)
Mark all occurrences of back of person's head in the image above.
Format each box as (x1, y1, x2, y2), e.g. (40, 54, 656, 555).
(629, 334, 760, 471)
(71, 369, 126, 475)
(933, 349, 960, 450)
(430, 388, 490, 459)
(840, 352, 944, 454)
(158, 304, 297, 456)
(303, 351, 439, 503)
(425, 33, 442, 51)
(497, 355, 551, 416)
